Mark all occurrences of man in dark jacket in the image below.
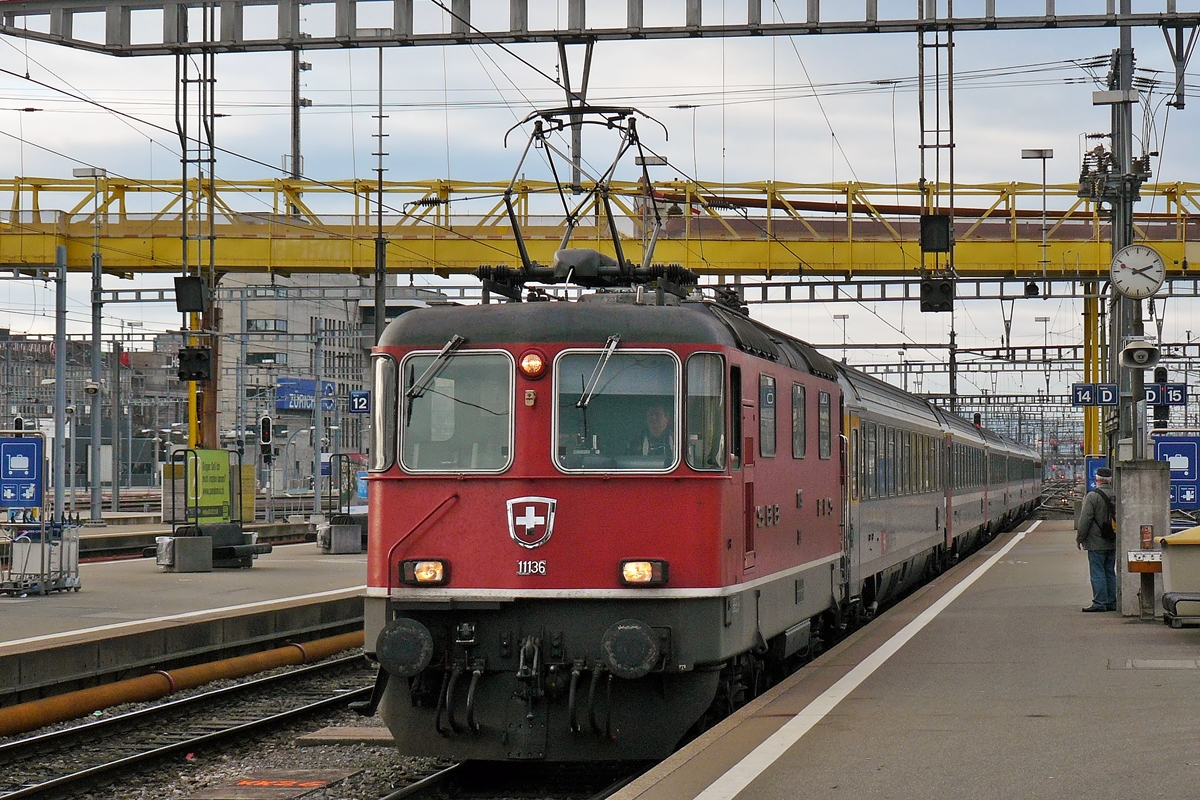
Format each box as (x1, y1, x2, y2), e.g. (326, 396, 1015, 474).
(1076, 467, 1118, 612)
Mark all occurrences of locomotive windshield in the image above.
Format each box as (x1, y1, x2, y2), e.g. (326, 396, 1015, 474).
(555, 350, 679, 472)
(399, 351, 513, 473)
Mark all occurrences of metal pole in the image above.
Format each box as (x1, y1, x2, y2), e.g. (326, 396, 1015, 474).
(53, 245, 66, 525)
(111, 339, 120, 513)
(88, 173, 104, 525)
(373, 47, 388, 346)
(312, 318, 324, 519)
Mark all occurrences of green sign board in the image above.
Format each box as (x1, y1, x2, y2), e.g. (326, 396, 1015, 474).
(187, 449, 232, 523)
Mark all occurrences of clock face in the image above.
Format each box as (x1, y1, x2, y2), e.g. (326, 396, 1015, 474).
(1111, 244, 1166, 299)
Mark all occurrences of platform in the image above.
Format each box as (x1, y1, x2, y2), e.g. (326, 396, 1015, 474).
(0, 543, 366, 704)
(616, 518, 1200, 800)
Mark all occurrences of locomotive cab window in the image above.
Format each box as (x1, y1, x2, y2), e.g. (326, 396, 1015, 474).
(554, 350, 680, 472)
(685, 353, 726, 471)
(399, 351, 513, 473)
(369, 354, 397, 472)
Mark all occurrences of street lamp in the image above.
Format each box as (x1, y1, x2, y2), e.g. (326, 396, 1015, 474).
(834, 314, 849, 363)
(73, 166, 107, 525)
(1035, 315, 1051, 478)
(1021, 148, 1053, 296)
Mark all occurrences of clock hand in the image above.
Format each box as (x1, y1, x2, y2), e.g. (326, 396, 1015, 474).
(1130, 265, 1157, 277)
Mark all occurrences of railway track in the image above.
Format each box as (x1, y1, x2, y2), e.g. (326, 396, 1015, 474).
(0, 655, 374, 798)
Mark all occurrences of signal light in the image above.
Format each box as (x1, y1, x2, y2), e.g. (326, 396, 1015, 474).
(177, 346, 213, 381)
(259, 416, 273, 445)
(1154, 366, 1169, 385)
(518, 350, 547, 379)
(919, 279, 954, 313)
(919, 214, 951, 253)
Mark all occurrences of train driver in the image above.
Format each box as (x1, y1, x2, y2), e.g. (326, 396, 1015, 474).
(628, 404, 674, 459)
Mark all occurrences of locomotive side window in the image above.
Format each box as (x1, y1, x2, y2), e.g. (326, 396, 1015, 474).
(791, 384, 806, 458)
(818, 391, 832, 460)
(554, 350, 679, 472)
(369, 355, 397, 472)
(759, 374, 776, 458)
(400, 351, 513, 473)
(730, 366, 743, 471)
(685, 353, 726, 471)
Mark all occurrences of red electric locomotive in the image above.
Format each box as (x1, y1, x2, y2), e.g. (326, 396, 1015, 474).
(361, 275, 852, 760)
(358, 271, 1039, 761)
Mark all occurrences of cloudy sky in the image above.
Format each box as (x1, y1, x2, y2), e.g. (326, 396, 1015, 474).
(0, 3, 1194, 402)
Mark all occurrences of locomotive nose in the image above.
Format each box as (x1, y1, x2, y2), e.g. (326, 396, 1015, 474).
(376, 618, 435, 677)
(600, 618, 661, 680)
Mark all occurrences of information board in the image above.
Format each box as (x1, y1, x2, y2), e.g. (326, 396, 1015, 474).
(0, 437, 41, 508)
(186, 449, 232, 523)
(1155, 434, 1200, 510)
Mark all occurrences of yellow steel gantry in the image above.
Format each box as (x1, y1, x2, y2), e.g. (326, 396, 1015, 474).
(4, 176, 1198, 279)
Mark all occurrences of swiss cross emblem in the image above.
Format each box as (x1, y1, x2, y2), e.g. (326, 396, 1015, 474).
(507, 496, 557, 549)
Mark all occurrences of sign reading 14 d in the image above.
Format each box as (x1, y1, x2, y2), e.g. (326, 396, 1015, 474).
(1072, 382, 1187, 407)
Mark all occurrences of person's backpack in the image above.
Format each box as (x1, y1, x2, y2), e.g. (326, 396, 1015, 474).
(1094, 490, 1117, 541)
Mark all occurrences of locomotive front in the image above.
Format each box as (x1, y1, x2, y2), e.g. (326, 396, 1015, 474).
(363, 300, 749, 761)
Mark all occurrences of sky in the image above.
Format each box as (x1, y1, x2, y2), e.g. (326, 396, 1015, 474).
(0, 3, 1195, 401)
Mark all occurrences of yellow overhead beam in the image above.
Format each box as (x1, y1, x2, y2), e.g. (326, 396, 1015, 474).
(0, 176, 1197, 276)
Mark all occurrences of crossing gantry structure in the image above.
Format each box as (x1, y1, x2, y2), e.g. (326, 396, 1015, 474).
(5, 176, 1199, 277)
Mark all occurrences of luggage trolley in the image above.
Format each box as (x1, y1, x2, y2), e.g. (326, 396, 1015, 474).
(0, 431, 80, 595)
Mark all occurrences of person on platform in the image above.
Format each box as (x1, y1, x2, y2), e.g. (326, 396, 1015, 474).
(628, 405, 674, 459)
(1076, 467, 1118, 612)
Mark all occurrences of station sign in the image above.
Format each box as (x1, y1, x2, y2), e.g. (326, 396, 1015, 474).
(0, 436, 42, 508)
(1155, 434, 1200, 510)
(349, 390, 371, 414)
(1071, 383, 1186, 407)
(276, 378, 337, 411)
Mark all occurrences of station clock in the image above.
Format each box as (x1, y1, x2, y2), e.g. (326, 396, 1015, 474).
(1110, 244, 1166, 299)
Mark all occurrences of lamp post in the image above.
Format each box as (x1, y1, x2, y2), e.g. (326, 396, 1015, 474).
(74, 166, 106, 525)
(1021, 149, 1053, 295)
(1035, 315, 1051, 478)
(834, 314, 849, 363)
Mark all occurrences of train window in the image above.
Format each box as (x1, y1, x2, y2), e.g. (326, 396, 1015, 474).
(400, 351, 513, 473)
(850, 427, 859, 501)
(759, 374, 776, 458)
(792, 384, 806, 458)
(902, 431, 911, 494)
(818, 391, 832, 460)
(885, 427, 895, 495)
(865, 422, 877, 500)
(686, 353, 726, 471)
(369, 355, 397, 472)
(554, 350, 679, 472)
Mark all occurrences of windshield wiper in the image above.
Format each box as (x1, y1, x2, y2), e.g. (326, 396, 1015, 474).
(405, 334, 467, 424)
(576, 335, 620, 409)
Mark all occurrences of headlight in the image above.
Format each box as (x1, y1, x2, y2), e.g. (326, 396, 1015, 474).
(620, 559, 669, 586)
(518, 349, 547, 379)
(400, 559, 449, 585)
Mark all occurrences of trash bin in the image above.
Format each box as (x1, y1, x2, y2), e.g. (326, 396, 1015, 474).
(1159, 526, 1200, 626)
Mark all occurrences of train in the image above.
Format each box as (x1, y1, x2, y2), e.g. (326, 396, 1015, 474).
(356, 264, 1041, 762)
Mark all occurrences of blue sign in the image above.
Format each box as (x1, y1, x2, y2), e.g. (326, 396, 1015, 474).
(1156, 434, 1200, 510)
(1145, 385, 1165, 405)
(349, 390, 371, 415)
(1165, 384, 1188, 406)
(1072, 383, 1096, 406)
(276, 378, 336, 412)
(356, 471, 368, 500)
(1084, 455, 1107, 493)
(1096, 384, 1119, 406)
(0, 437, 42, 508)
